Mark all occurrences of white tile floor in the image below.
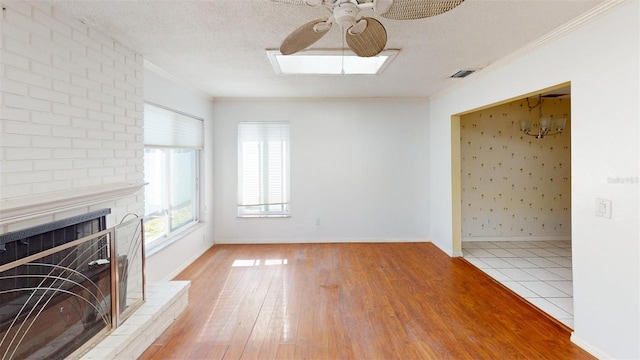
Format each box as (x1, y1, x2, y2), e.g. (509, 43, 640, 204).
(462, 240, 574, 328)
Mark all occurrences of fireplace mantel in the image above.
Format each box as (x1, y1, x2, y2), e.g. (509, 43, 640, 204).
(0, 182, 146, 226)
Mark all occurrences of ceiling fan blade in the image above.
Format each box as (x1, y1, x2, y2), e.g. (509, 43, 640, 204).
(380, 0, 464, 20)
(345, 17, 387, 57)
(280, 18, 332, 55)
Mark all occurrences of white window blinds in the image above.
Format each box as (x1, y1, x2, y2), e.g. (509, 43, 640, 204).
(144, 103, 204, 148)
(237, 122, 290, 217)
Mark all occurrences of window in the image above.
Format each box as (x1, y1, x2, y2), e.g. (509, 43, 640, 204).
(238, 122, 290, 217)
(143, 103, 203, 247)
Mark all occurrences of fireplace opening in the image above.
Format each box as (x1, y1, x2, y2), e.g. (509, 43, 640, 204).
(0, 209, 112, 360)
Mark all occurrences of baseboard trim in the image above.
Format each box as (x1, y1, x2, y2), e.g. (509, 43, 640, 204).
(214, 237, 430, 245)
(161, 244, 212, 282)
(570, 333, 611, 359)
(451, 251, 464, 257)
(463, 236, 571, 242)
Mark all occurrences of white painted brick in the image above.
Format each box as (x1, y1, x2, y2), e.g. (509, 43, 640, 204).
(53, 169, 87, 180)
(88, 27, 114, 48)
(5, 171, 51, 185)
(72, 29, 101, 52)
(0, 107, 30, 122)
(51, 7, 87, 33)
(2, 1, 32, 17)
(32, 61, 70, 82)
(87, 48, 113, 68)
(102, 140, 126, 150)
(127, 172, 144, 183)
(114, 79, 134, 94)
(53, 32, 87, 57)
(52, 103, 86, 118)
(88, 167, 114, 177)
(87, 130, 113, 140)
(5, 66, 52, 89)
(70, 51, 100, 71)
(71, 96, 101, 111)
(73, 159, 104, 169)
(71, 118, 102, 130)
(4, 38, 50, 64)
(104, 158, 126, 167)
(31, 135, 71, 148)
(87, 110, 114, 123)
(33, 159, 73, 171)
(101, 85, 125, 99)
(5, 147, 51, 160)
(114, 42, 134, 59)
(115, 98, 135, 111)
(1, 50, 30, 69)
(126, 109, 143, 120)
(102, 122, 125, 133)
(114, 116, 134, 126)
(4, 93, 50, 112)
(72, 138, 102, 149)
(32, 35, 71, 61)
(4, 120, 50, 136)
(104, 174, 127, 183)
(2, 21, 30, 43)
(88, 90, 115, 105)
(53, 80, 86, 98)
(0, 183, 31, 198)
(125, 73, 142, 88)
(52, 148, 86, 159)
(31, 179, 72, 194)
(88, 68, 114, 85)
(52, 125, 85, 138)
(0, 133, 30, 147)
(30, 86, 69, 103)
(52, 56, 87, 77)
(114, 132, 135, 142)
(102, 103, 126, 116)
(87, 149, 114, 159)
(114, 150, 135, 159)
(114, 165, 135, 175)
(73, 176, 103, 188)
(2, 78, 29, 95)
(127, 126, 143, 135)
(0, 160, 33, 172)
(33, 7, 71, 38)
(71, 74, 101, 91)
(101, 43, 125, 64)
(126, 158, 143, 166)
(7, 10, 51, 40)
(101, 64, 125, 83)
(32, 111, 71, 127)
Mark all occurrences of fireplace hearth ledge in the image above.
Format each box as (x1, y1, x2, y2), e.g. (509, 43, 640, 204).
(77, 281, 190, 360)
(0, 182, 146, 226)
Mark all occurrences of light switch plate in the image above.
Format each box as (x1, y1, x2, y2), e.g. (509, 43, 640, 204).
(596, 198, 612, 218)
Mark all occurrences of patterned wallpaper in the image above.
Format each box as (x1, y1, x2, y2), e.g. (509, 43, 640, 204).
(460, 97, 571, 239)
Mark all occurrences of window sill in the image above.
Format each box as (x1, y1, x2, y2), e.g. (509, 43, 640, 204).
(237, 215, 291, 218)
(145, 221, 205, 257)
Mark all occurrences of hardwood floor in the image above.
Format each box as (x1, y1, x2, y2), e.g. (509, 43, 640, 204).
(138, 243, 593, 360)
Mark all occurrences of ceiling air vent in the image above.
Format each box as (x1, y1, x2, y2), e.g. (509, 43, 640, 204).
(450, 70, 475, 78)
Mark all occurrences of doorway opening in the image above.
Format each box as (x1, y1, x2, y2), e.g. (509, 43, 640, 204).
(452, 83, 574, 328)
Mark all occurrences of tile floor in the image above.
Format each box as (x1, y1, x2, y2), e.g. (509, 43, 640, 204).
(462, 240, 574, 328)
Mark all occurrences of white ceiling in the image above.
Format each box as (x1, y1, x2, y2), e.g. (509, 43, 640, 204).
(44, 0, 604, 99)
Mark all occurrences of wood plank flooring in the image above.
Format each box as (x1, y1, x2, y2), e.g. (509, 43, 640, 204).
(138, 243, 593, 360)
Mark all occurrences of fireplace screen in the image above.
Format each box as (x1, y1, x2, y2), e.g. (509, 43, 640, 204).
(0, 210, 145, 359)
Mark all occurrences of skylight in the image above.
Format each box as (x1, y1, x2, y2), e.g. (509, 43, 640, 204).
(267, 49, 399, 75)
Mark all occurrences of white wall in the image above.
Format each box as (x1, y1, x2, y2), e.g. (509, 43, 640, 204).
(143, 67, 215, 283)
(212, 99, 430, 243)
(428, 2, 639, 358)
(0, 1, 144, 231)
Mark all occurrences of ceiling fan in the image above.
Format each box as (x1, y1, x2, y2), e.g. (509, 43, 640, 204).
(272, 0, 465, 57)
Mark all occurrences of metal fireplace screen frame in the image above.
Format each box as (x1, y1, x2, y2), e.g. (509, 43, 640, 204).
(0, 214, 145, 360)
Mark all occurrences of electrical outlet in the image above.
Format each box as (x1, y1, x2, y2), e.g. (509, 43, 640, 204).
(596, 198, 612, 219)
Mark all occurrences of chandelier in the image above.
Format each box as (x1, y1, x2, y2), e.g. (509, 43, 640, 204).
(520, 95, 567, 138)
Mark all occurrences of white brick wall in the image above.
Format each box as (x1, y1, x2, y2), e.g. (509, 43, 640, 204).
(0, 1, 145, 231)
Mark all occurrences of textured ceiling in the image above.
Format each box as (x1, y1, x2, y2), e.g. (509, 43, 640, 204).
(44, 0, 604, 99)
